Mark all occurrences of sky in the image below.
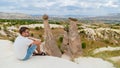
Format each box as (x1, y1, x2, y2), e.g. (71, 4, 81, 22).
(0, 0, 120, 16)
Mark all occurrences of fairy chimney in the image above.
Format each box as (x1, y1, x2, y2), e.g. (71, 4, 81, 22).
(43, 14, 62, 57)
(68, 18, 82, 57)
(61, 18, 82, 58)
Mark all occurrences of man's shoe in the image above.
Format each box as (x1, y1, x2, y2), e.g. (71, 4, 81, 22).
(40, 52, 47, 56)
(33, 52, 46, 56)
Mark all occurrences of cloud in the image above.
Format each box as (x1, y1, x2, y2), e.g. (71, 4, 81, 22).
(58, 0, 78, 7)
(78, 0, 119, 8)
(104, 0, 119, 8)
(33, 2, 56, 8)
(0, 0, 120, 16)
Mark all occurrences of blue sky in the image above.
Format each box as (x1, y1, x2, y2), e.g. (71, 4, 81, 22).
(0, 0, 120, 16)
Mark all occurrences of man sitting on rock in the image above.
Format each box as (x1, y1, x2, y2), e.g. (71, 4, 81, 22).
(13, 27, 46, 60)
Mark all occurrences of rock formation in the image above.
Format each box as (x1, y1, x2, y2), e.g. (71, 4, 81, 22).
(61, 18, 82, 58)
(43, 14, 62, 57)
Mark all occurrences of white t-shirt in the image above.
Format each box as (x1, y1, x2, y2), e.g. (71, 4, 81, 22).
(13, 35, 33, 59)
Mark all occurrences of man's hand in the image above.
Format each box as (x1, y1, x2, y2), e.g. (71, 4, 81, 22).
(32, 40, 41, 45)
(28, 37, 41, 45)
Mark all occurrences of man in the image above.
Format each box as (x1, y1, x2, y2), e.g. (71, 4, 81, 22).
(14, 27, 45, 60)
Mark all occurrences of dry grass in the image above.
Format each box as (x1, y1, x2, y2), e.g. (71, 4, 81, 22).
(29, 28, 64, 41)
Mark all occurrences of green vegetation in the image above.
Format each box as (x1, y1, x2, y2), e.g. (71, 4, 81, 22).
(81, 42, 86, 49)
(57, 36, 63, 48)
(30, 33, 34, 37)
(49, 20, 61, 24)
(0, 19, 42, 25)
(35, 27, 40, 30)
(9, 38, 15, 42)
(0, 19, 62, 26)
(64, 23, 69, 32)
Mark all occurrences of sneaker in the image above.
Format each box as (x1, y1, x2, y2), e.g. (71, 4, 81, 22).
(33, 52, 46, 56)
(40, 52, 47, 56)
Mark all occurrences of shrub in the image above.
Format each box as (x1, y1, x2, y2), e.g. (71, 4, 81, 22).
(10, 38, 15, 42)
(39, 26, 43, 29)
(64, 24, 69, 32)
(35, 27, 39, 30)
(80, 30, 85, 34)
(59, 36, 63, 43)
(82, 42, 86, 49)
(103, 39, 110, 44)
(39, 34, 42, 38)
(51, 27, 55, 29)
(57, 36, 63, 49)
(78, 27, 83, 30)
(30, 33, 34, 37)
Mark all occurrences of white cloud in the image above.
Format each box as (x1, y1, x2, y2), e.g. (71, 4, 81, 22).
(79, 2, 98, 8)
(78, 1, 119, 8)
(58, 0, 78, 7)
(33, 2, 56, 8)
(104, 0, 119, 8)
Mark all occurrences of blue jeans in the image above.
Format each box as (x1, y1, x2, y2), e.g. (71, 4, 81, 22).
(23, 44, 37, 60)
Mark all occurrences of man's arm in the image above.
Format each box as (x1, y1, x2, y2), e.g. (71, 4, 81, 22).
(28, 37, 41, 45)
(28, 37, 41, 41)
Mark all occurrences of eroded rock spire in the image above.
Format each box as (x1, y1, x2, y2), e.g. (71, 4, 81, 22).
(43, 14, 62, 57)
(61, 17, 82, 58)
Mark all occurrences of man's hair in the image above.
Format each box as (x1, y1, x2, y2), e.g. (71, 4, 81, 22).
(19, 27, 29, 35)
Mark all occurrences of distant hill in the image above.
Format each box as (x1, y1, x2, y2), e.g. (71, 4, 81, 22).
(83, 13, 120, 21)
(0, 12, 120, 23)
(0, 12, 33, 19)
(0, 12, 65, 20)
